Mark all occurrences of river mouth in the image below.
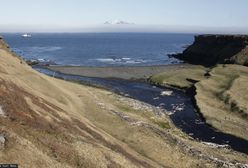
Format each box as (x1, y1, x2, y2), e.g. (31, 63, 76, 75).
(35, 66, 248, 155)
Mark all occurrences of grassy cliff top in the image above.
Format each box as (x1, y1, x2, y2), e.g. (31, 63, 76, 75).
(149, 65, 207, 89)
(174, 34, 248, 66)
(150, 64, 248, 141)
(196, 64, 248, 140)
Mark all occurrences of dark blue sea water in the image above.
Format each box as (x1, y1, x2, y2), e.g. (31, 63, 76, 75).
(2, 33, 193, 66)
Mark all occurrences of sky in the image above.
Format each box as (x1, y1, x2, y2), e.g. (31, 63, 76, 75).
(0, 0, 248, 33)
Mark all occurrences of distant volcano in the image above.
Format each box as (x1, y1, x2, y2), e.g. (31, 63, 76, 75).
(104, 20, 135, 25)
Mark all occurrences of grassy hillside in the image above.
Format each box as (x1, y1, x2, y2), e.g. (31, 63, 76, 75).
(150, 64, 248, 141)
(0, 37, 247, 167)
(196, 65, 248, 140)
(149, 65, 207, 89)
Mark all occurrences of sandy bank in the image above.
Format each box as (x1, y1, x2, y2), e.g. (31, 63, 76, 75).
(46, 64, 194, 80)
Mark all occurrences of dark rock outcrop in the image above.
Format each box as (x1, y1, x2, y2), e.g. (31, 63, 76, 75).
(0, 36, 10, 50)
(174, 35, 248, 66)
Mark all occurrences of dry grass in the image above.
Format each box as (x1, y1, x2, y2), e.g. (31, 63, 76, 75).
(150, 65, 207, 89)
(195, 64, 248, 140)
(150, 63, 248, 141)
(48, 65, 183, 80)
(0, 42, 159, 167)
(0, 40, 247, 167)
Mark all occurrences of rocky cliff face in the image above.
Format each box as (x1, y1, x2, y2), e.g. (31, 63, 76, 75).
(174, 35, 248, 66)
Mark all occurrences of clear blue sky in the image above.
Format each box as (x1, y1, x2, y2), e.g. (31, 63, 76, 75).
(1, 0, 248, 33)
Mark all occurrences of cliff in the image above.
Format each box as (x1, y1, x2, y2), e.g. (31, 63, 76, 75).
(174, 35, 248, 66)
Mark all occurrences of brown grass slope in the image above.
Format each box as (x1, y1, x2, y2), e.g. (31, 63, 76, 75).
(1, 37, 248, 167)
(0, 38, 208, 167)
(195, 64, 248, 140)
(150, 63, 248, 141)
(149, 65, 207, 89)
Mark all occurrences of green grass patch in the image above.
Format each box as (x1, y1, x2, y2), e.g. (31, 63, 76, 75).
(149, 66, 207, 89)
(117, 104, 134, 112)
(154, 121, 171, 129)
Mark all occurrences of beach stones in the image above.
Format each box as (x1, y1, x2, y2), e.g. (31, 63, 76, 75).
(0, 135, 5, 149)
(161, 91, 173, 96)
(0, 106, 5, 117)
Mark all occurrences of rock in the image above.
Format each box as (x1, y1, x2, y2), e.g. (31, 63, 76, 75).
(25, 59, 56, 66)
(26, 59, 39, 66)
(161, 91, 173, 96)
(0, 135, 5, 149)
(172, 103, 185, 112)
(202, 142, 230, 149)
(173, 35, 248, 66)
(97, 103, 106, 109)
(0, 106, 5, 117)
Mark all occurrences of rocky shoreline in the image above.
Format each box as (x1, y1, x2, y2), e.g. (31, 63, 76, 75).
(172, 35, 248, 66)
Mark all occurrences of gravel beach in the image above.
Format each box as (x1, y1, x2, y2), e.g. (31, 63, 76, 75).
(46, 64, 193, 80)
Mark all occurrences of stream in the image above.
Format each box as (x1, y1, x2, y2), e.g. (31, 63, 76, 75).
(35, 67, 248, 154)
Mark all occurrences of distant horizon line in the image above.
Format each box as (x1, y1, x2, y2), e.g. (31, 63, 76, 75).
(1, 32, 248, 36)
(0, 24, 248, 34)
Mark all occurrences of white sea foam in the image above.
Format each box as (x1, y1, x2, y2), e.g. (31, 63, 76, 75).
(94, 57, 147, 64)
(126, 60, 146, 64)
(95, 58, 117, 62)
(23, 46, 62, 53)
(122, 57, 131, 60)
(38, 58, 46, 62)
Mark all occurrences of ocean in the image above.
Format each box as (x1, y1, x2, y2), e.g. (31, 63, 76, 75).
(2, 33, 194, 66)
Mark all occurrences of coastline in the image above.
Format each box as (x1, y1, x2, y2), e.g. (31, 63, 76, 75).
(45, 64, 197, 80)
(45, 62, 248, 142)
(34, 34, 248, 143)
(1, 36, 248, 167)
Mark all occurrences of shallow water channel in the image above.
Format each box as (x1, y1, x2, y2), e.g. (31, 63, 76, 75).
(35, 67, 248, 154)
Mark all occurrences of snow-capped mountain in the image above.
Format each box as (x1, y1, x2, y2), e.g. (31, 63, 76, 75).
(104, 20, 134, 25)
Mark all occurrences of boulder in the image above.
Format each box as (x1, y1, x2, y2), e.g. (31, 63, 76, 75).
(0, 135, 5, 149)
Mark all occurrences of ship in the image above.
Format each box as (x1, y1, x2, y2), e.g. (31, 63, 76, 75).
(22, 33, 32, 38)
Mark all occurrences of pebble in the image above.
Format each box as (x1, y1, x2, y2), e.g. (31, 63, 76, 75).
(161, 91, 173, 96)
(0, 106, 5, 117)
(0, 135, 5, 148)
